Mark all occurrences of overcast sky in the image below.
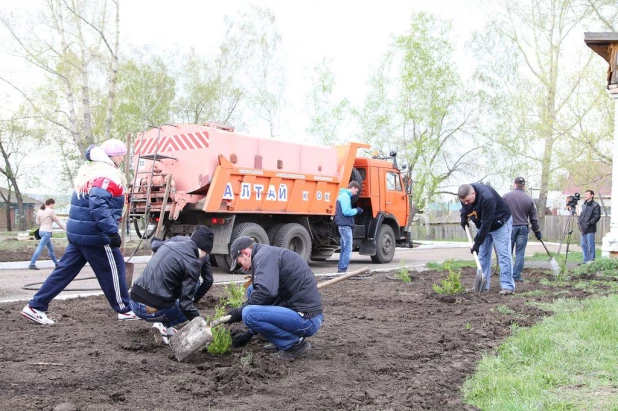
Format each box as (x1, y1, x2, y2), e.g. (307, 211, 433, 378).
(121, 0, 485, 139)
(3, 0, 487, 193)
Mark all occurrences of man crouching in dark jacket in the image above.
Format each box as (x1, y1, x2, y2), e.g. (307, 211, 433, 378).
(224, 236, 323, 361)
(129, 225, 214, 345)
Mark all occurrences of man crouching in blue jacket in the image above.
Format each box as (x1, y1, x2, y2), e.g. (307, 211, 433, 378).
(21, 139, 137, 325)
(224, 236, 323, 361)
(129, 225, 214, 345)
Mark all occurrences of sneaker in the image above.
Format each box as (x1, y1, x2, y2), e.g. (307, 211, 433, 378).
(152, 322, 169, 345)
(21, 305, 54, 325)
(499, 289, 514, 296)
(337, 269, 347, 273)
(263, 342, 278, 353)
(514, 278, 524, 283)
(118, 311, 139, 321)
(54, 262, 59, 268)
(274, 337, 312, 361)
(29, 265, 39, 270)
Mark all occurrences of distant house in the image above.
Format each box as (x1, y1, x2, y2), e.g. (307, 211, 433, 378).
(0, 188, 42, 230)
(561, 163, 612, 216)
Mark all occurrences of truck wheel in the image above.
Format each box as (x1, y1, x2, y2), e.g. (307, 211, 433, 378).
(371, 224, 396, 263)
(266, 223, 284, 245)
(216, 223, 269, 273)
(349, 167, 363, 203)
(273, 223, 312, 262)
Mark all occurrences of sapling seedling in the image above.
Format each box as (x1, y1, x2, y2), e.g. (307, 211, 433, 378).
(395, 261, 411, 283)
(432, 264, 464, 295)
(207, 305, 232, 355)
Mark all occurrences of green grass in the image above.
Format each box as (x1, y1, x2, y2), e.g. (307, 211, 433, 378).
(462, 295, 618, 410)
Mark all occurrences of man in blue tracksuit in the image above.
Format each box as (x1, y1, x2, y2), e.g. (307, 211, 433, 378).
(21, 139, 136, 325)
(335, 181, 363, 273)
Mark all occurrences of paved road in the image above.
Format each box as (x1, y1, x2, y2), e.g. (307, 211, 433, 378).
(0, 241, 576, 303)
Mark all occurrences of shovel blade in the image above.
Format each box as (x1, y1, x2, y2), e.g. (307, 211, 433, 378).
(169, 317, 213, 362)
(473, 269, 485, 294)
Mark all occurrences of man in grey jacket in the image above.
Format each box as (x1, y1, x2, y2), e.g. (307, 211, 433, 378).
(224, 236, 323, 361)
(129, 225, 214, 344)
(502, 177, 542, 282)
(578, 190, 601, 264)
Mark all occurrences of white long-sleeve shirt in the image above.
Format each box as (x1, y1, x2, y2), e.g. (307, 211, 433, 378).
(36, 207, 66, 232)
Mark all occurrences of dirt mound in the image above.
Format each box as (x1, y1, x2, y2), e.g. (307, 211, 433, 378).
(0, 268, 599, 410)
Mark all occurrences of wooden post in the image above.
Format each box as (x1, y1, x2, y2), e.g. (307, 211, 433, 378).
(121, 132, 132, 253)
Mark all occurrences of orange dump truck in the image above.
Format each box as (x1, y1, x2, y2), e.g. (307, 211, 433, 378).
(129, 123, 411, 271)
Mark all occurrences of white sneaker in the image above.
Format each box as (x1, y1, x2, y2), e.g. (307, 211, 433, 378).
(118, 311, 139, 321)
(167, 326, 177, 338)
(21, 305, 54, 325)
(152, 322, 170, 345)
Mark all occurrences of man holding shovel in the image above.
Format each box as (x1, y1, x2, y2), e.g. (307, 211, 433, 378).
(224, 236, 323, 361)
(502, 177, 542, 282)
(459, 183, 515, 295)
(129, 225, 214, 345)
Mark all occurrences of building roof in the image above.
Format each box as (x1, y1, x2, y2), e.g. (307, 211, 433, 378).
(562, 162, 612, 197)
(0, 187, 41, 205)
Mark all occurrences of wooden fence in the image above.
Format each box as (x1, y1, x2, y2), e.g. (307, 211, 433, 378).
(410, 215, 610, 243)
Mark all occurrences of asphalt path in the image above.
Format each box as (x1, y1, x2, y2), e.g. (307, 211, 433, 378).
(0, 241, 576, 303)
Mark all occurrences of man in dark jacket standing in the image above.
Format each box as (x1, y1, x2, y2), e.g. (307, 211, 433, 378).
(335, 181, 362, 273)
(129, 225, 214, 345)
(224, 236, 323, 361)
(502, 177, 542, 282)
(578, 190, 601, 264)
(459, 183, 515, 295)
(21, 140, 137, 325)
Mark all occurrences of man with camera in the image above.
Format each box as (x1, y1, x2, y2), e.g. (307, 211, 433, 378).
(502, 177, 542, 283)
(459, 183, 515, 295)
(577, 190, 601, 264)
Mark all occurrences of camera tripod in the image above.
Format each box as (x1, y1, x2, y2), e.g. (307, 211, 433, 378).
(557, 207, 578, 269)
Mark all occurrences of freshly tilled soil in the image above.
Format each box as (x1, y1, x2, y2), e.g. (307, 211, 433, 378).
(0, 267, 601, 410)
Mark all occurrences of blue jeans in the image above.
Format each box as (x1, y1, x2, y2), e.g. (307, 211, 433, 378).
(30, 231, 58, 265)
(129, 300, 187, 328)
(338, 226, 353, 271)
(511, 225, 529, 280)
(581, 232, 596, 263)
(478, 217, 515, 291)
(244, 285, 323, 350)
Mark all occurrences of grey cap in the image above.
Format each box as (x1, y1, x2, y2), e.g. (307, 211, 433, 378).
(229, 236, 255, 272)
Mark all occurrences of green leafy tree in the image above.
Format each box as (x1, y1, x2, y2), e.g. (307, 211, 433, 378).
(113, 50, 176, 136)
(174, 48, 243, 127)
(305, 58, 350, 145)
(221, 6, 286, 137)
(356, 12, 480, 221)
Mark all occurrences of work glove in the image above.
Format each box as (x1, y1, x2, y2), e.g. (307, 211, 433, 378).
(471, 241, 481, 255)
(460, 217, 469, 231)
(356, 207, 363, 215)
(231, 331, 254, 348)
(109, 233, 121, 248)
(535, 231, 542, 240)
(226, 307, 243, 324)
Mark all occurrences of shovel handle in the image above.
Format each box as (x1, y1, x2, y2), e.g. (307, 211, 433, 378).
(210, 315, 231, 327)
(539, 239, 552, 257)
(317, 267, 370, 288)
(464, 226, 483, 271)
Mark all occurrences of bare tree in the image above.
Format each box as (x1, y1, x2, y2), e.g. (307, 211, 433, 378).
(471, 0, 616, 225)
(0, 0, 120, 156)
